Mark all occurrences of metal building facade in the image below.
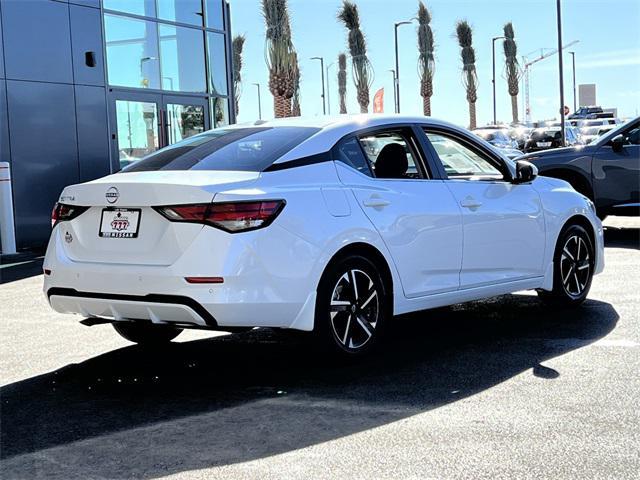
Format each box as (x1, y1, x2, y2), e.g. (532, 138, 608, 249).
(0, 0, 235, 251)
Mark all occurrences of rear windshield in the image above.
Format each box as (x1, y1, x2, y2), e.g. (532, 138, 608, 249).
(122, 126, 320, 172)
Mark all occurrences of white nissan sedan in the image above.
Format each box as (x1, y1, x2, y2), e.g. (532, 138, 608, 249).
(44, 115, 604, 356)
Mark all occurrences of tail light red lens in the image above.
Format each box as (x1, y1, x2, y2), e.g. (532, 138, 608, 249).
(154, 200, 285, 233)
(51, 203, 89, 227)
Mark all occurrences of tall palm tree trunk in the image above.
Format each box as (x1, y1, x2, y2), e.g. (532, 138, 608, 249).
(511, 95, 519, 124)
(338, 53, 347, 114)
(423, 95, 431, 116)
(469, 102, 477, 130)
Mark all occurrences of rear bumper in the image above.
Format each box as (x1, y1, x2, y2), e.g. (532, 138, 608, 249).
(43, 222, 323, 331)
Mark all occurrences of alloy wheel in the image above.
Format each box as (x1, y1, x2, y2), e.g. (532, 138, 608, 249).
(329, 269, 380, 350)
(559, 235, 591, 298)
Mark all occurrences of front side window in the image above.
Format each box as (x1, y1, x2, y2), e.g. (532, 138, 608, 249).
(123, 126, 320, 172)
(425, 132, 504, 180)
(357, 131, 423, 179)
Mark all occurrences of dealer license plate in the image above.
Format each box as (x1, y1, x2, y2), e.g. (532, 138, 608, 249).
(99, 208, 141, 238)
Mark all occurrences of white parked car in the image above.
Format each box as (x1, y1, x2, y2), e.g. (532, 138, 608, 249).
(44, 115, 604, 356)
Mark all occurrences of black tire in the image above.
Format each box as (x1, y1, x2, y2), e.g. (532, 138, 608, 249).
(539, 224, 595, 307)
(113, 322, 182, 345)
(314, 255, 390, 357)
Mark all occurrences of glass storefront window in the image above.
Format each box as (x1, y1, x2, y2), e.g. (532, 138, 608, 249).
(157, 0, 204, 27)
(205, 0, 224, 30)
(115, 100, 159, 169)
(159, 24, 206, 92)
(103, 0, 156, 18)
(211, 97, 229, 128)
(207, 32, 228, 95)
(105, 14, 160, 90)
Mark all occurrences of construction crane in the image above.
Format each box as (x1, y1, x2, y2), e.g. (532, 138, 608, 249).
(522, 40, 579, 123)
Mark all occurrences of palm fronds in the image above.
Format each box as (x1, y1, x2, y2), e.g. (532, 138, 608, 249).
(291, 51, 301, 116)
(338, 1, 373, 113)
(455, 20, 478, 129)
(417, 2, 435, 115)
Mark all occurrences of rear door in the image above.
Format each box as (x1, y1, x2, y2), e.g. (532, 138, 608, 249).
(334, 126, 463, 298)
(420, 128, 546, 289)
(592, 120, 640, 213)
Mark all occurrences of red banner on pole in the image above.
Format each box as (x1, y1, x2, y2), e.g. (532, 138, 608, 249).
(373, 88, 384, 113)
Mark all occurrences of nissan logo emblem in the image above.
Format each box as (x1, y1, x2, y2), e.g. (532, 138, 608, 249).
(106, 187, 119, 204)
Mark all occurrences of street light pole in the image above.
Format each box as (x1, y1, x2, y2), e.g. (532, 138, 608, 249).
(311, 56, 326, 115)
(556, 0, 566, 146)
(394, 20, 413, 114)
(326, 62, 335, 115)
(569, 51, 576, 112)
(492, 36, 505, 125)
(388, 69, 397, 115)
(252, 83, 262, 120)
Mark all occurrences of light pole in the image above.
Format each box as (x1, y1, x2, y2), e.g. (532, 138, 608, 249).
(252, 82, 262, 120)
(569, 51, 576, 112)
(311, 56, 326, 115)
(556, 0, 566, 146)
(388, 69, 397, 114)
(492, 36, 505, 125)
(394, 20, 413, 113)
(326, 62, 335, 115)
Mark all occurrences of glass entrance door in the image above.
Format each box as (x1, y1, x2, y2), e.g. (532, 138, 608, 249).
(110, 92, 210, 171)
(163, 95, 209, 145)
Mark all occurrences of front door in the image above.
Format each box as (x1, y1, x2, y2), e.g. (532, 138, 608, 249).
(592, 120, 640, 215)
(421, 129, 546, 289)
(109, 91, 209, 172)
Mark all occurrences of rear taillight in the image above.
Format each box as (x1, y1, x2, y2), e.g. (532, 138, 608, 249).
(51, 203, 89, 227)
(154, 200, 285, 233)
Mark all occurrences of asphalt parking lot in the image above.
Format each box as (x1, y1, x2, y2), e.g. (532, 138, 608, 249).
(1, 217, 639, 480)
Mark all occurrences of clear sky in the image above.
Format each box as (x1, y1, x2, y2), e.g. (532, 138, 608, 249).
(229, 0, 640, 126)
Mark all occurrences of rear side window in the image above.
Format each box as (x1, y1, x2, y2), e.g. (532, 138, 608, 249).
(334, 137, 373, 177)
(123, 126, 320, 172)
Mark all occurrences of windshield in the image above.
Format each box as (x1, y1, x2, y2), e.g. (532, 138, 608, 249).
(122, 126, 320, 172)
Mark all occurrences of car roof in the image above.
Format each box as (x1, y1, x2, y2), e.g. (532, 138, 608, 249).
(232, 114, 468, 164)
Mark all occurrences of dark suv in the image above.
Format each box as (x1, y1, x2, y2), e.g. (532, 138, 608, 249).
(524, 127, 580, 153)
(520, 118, 640, 219)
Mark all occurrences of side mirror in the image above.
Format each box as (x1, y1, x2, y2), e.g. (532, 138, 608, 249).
(610, 134, 625, 153)
(513, 160, 538, 184)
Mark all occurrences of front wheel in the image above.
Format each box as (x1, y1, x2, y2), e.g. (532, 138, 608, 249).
(113, 322, 182, 345)
(539, 224, 595, 306)
(314, 255, 389, 357)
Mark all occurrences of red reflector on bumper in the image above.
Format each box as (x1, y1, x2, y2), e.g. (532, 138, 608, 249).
(43, 269, 52, 276)
(184, 276, 224, 284)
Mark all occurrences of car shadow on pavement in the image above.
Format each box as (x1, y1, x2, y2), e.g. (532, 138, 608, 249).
(604, 225, 640, 250)
(0, 294, 618, 479)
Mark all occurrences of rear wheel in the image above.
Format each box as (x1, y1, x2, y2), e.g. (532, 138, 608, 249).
(539, 224, 595, 306)
(113, 322, 182, 345)
(314, 255, 389, 357)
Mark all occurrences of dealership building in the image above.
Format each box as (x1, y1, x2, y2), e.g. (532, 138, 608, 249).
(0, 0, 235, 252)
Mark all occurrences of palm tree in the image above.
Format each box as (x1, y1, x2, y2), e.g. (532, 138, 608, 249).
(262, 0, 296, 118)
(503, 22, 521, 124)
(417, 2, 435, 116)
(338, 53, 347, 114)
(232, 34, 245, 116)
(338, 1, 373, 113)
(455, 20, 478, 129)
(291, 51, 301, 116)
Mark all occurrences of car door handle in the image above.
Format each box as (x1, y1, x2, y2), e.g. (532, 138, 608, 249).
(363, 196, 391, 208)
(460, 196, 482, 209)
